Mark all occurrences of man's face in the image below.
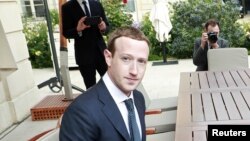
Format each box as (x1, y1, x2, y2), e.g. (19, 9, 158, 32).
(104, 37, 149, 96)
(207, 24, 220, 36)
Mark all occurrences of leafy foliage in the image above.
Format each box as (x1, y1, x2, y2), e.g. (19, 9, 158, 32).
(241, 22, 250, 50)
(101, 0, 133, 32)
(23, 20, 53, 68)
(50, 9, 59, 30)
(22, 9, 59, 68)
(169, 0, 246, 58)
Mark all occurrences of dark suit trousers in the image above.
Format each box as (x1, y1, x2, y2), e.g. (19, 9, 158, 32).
(79, 50, 107, 89)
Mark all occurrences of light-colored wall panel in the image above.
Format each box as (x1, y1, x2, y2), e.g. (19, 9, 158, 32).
(0, 0, 23, 33)
(0, 102, 13, 133)
(0, 20, 17, 69)
(6, 60, 35, 99)
(9, 87, 40, 122)
(0, 81, 7, 104)
(7, 31, 29, 62)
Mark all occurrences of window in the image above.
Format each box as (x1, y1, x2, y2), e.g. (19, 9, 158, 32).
(125, 0, 135, 12)
(34, 0, 45, 17)
(22, 0, 45, 17)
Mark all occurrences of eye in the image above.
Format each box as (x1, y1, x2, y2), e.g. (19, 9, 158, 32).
(121, 56, 130, 62)
(138, 59, 147, 65)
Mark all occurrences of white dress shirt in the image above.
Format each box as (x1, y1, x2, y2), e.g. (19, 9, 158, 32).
(102, 73, 142, 139)
(77, 0, 91, 16)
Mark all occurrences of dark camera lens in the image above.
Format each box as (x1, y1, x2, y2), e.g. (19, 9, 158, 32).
(207, 32, 218, 43)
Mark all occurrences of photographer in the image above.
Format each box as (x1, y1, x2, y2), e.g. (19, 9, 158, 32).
(193, 19, 229, 71)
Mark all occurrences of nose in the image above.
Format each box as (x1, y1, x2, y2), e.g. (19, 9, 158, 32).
(129, 61, 138, 75)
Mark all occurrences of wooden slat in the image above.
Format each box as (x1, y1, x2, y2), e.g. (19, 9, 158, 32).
(214, 71, 227, 88)
(179, 72, 191, 93)
(186, 119, 250, 126)
(211, 92, 229, 120)
(206, 71, 218, 89)
(230, 70, 245, 87)
(175, 127, 193, 141)
(176, 69, 250, 141)
(241, 90, 250, 113)
(223, 71, 236, 87)
(244, 69, 250, 79)
(238, 70, 250, 86)
(221, 91, 241, 120)
(193, 130, 207, 141)
(232, 91, 250, 119)
(192, 92, 204, 122)
(190, 72, 200, 89)
(176, 94, 192, 126)
(199, 72, 209, 89)
(201, 92, 216, 121)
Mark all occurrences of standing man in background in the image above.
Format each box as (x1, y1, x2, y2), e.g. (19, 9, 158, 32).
(193, 19, 229, 71)
(62, 0, 109, 89)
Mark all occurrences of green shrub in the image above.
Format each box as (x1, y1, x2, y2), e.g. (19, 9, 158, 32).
(169, 0, 246, 58)
(50, 9, 59, 30)
(23, 20, 53, 68)
(102, 0, 133, 33)
(241, 22, 250, 50)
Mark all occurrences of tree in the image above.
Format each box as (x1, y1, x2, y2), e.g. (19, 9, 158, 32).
(101, 0, 133, 33)
(169, 0, 246, 58)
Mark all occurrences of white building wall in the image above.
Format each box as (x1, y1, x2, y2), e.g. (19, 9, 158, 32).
(0, 0, 41, 133)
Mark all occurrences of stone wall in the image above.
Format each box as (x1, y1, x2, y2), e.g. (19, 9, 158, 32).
(0, 0, 40, 133)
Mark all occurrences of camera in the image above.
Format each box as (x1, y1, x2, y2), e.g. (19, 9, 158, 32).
(207, 32, 218, 43)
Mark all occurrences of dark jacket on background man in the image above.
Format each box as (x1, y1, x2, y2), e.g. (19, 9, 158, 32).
(193, 37, 229, 71)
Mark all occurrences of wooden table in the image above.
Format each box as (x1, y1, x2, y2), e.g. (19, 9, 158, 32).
(175, 69, 250, 141)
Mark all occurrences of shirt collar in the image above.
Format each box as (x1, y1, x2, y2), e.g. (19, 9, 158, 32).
(102, 73, 134, 104)
(77, 0, 89, 5)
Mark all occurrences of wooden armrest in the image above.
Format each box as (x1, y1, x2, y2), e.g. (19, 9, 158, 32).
(145, 109, 162, 115)
(29, 114, 63, 141)
(56, 114, 63, 128)
(28, 128, 55, 141)
(146, 127, 156, 135)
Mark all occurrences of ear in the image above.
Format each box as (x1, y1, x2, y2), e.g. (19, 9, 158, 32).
(104, 49, 112, 67)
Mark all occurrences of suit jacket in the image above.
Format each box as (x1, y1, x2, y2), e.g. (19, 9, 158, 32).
(62, 0, 109, 65)
(59, 79, 146, 141)
(193, 37, 229, 71)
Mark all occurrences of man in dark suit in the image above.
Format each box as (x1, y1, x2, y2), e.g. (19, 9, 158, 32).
(193, 19, 229, 71)
(59, 26, 150, 141)
(61, 0, 109, 89)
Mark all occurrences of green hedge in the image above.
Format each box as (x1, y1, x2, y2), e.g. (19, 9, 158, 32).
(22, 9, 59, 68)
(102, 0, 133, 33)
(23, 20, 53, 68)
(141, 0, 249, 59)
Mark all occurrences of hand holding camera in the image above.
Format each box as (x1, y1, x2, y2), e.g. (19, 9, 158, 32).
(207, 32, 219, 49)
(207, 32, 218, 44)
(200, 31, 219, 49)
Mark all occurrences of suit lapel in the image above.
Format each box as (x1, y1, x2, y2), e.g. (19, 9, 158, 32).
(134, 91, 146, 141)
(72, 0, 88, 17)
(96, 80, 131, 141)
(88, 0, 96, 16)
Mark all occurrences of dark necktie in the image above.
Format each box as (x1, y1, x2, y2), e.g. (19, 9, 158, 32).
(124, 98, 141, 141)
(82, 0, 90, 17)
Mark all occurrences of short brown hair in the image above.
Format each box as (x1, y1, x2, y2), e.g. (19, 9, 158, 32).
(204, 19, 220, 30)
(107, 26, 149, 56)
